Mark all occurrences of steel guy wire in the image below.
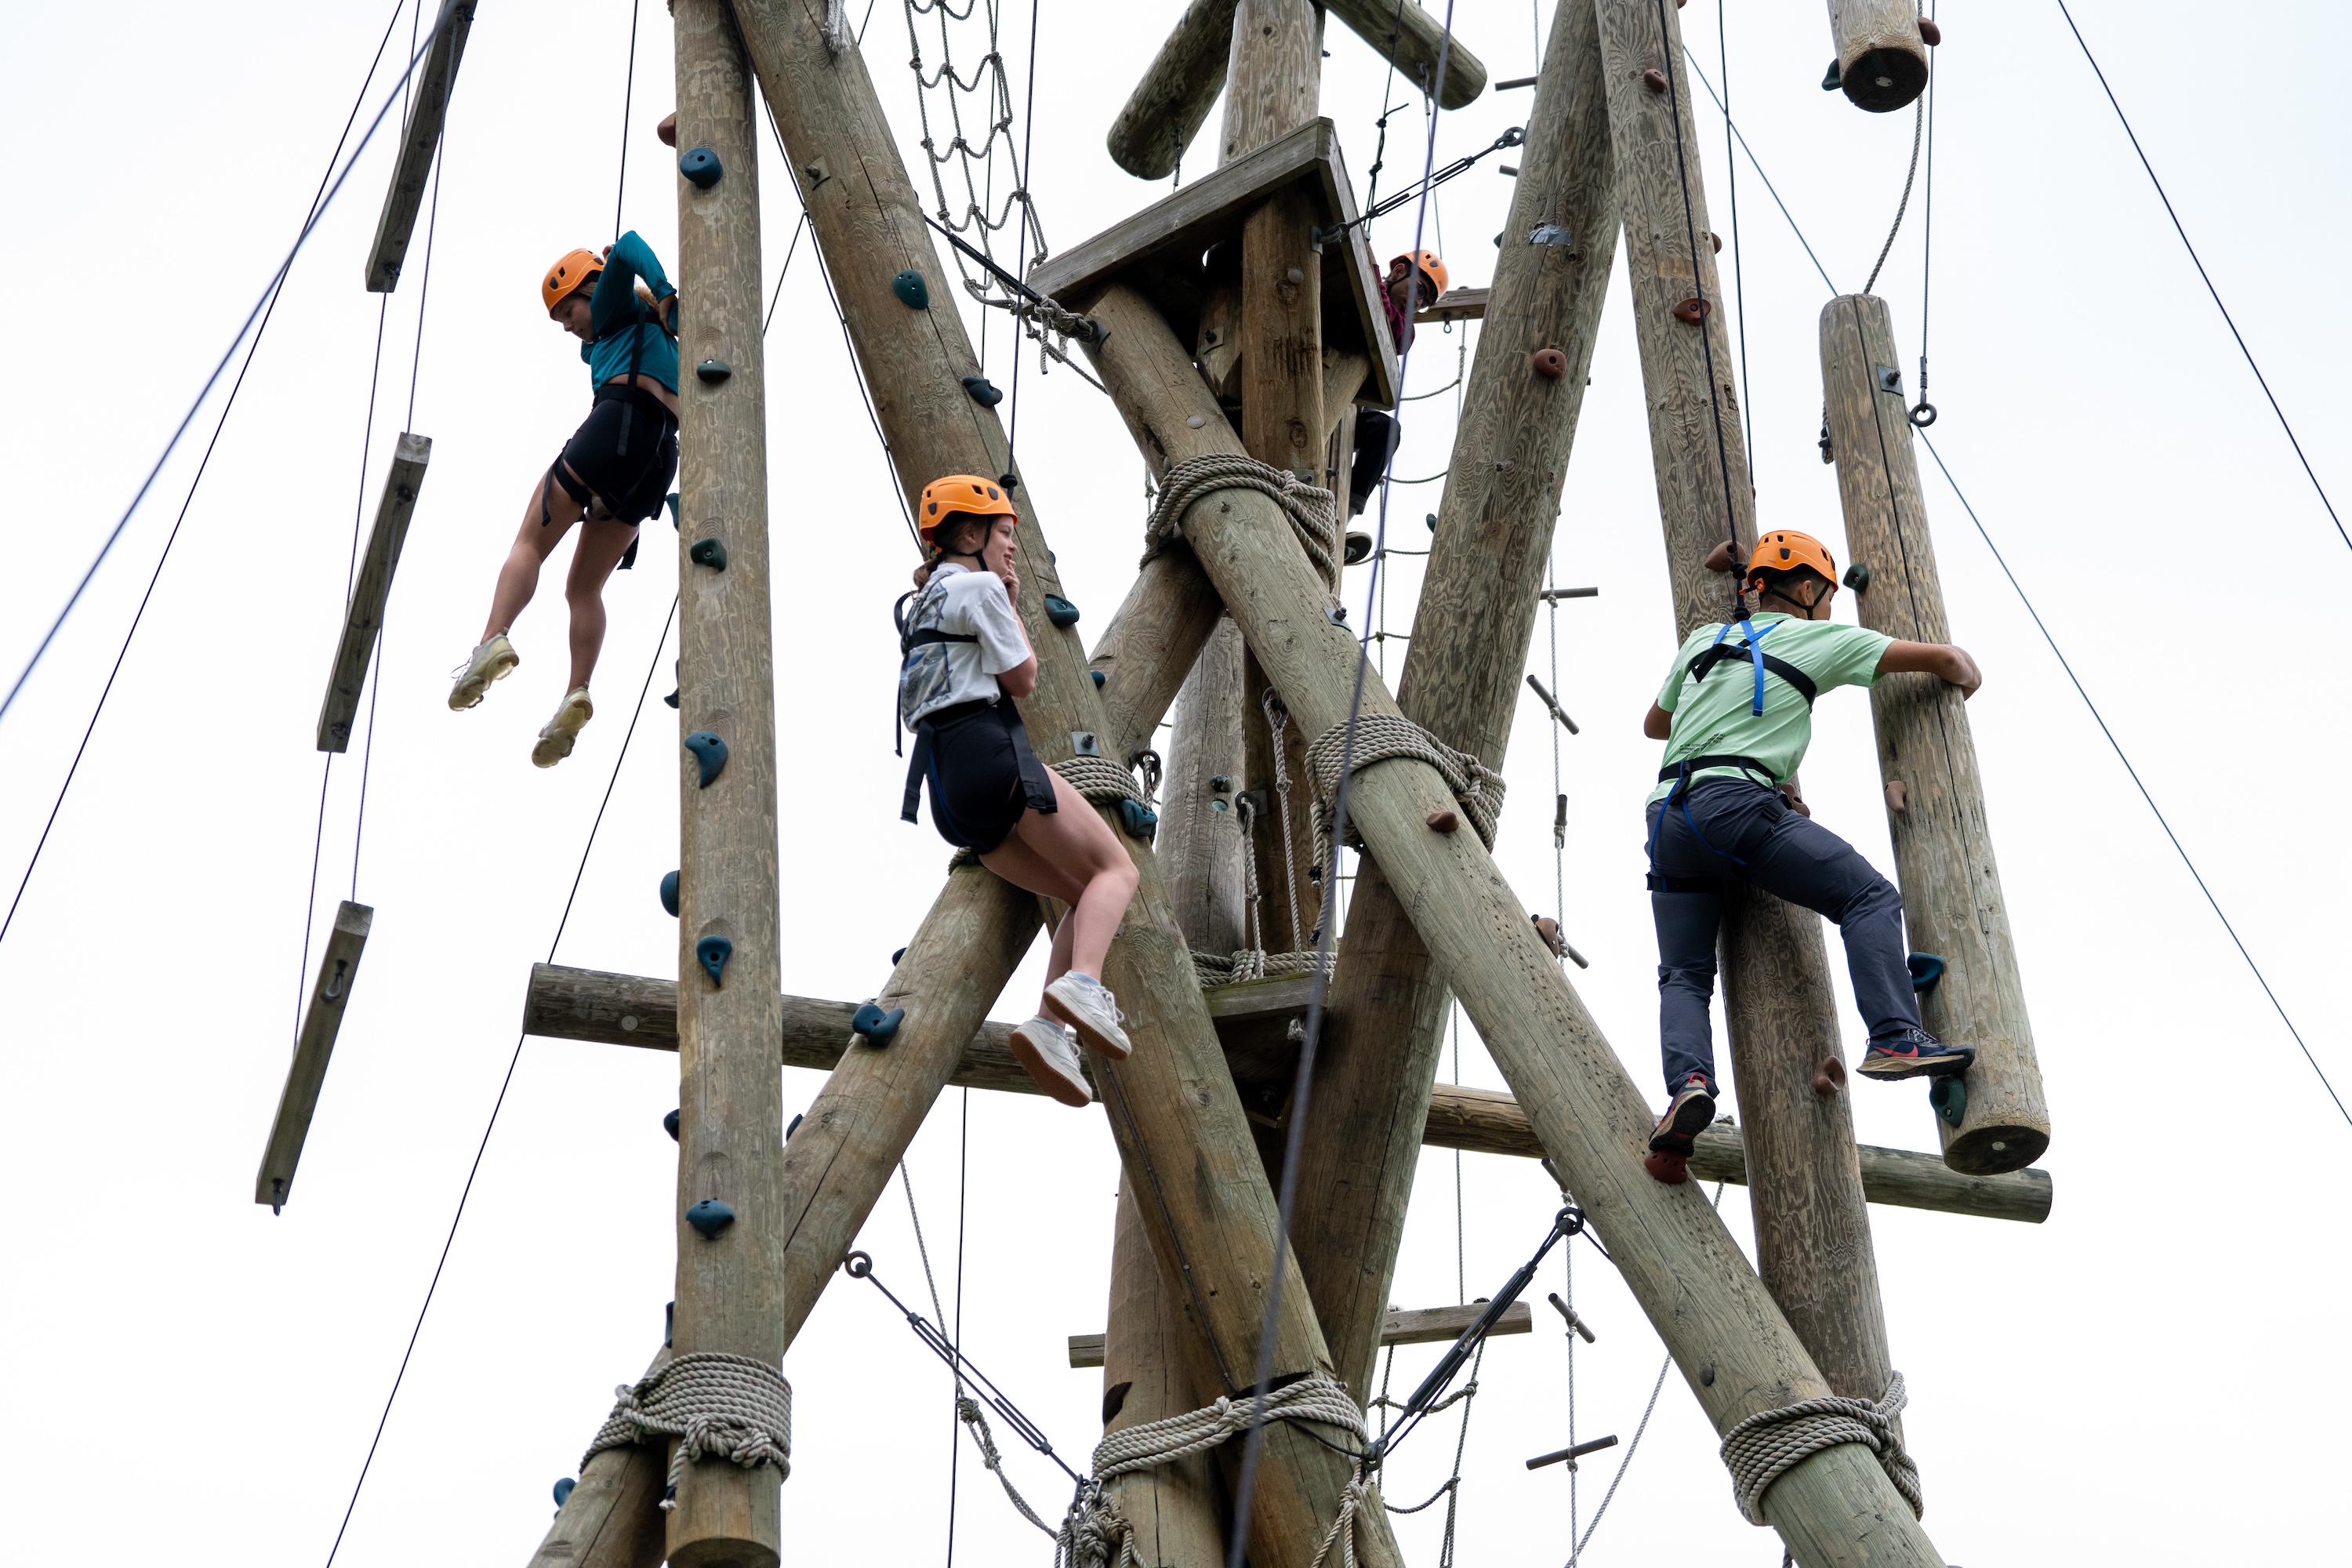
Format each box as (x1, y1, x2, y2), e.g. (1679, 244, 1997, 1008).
(614, 0, 642, 241)
(1715, 0, 1754, 456)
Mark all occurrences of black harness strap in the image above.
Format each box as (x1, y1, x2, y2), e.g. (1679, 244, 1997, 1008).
(1655, 753, 1779, 786)
(1686, 639, 1819, 709)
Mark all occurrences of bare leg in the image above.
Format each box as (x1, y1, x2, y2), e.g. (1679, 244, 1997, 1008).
(484, 468, 586, 642)
(979, 772, 1138, 1004)
(564, 513, 643, 690)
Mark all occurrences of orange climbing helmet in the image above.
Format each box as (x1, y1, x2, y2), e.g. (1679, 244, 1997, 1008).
(1392, 249, 1450, 299)
(542, 248, 604, 315)
(1745, 529, 1838, 588)
(918, 474, 1017, 543)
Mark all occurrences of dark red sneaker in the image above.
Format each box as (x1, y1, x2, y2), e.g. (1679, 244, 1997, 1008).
(1857, 1026, 1975, 1081)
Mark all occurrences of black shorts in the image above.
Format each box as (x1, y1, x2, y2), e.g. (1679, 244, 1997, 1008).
(550, 383, 678, 526)
(915, 699, 1058, 853)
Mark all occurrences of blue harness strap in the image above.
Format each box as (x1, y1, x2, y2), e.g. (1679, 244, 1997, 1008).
(1687, 619, 1818, 716)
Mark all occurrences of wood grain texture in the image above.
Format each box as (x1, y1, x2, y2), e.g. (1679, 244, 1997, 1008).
(669, 9, 782, 1559)
(528, 1349, 673, 1568)
(254, 900, 371, 1208)
(1159, 616, 1252, 960)
(1218, 0, 1321, 165)
(1826, 0, 1927, 113)
(1414, 286, 1489, 324)
(1323, 0, 1488, 109)
(1820, 294, 2047, 1174)
(1099, 1183, 1228, 1568)
(1083, 279, 1947, 1566)
(1597, 0, 1903, 1421)
(1106, 0, 1243, 180)
(365, 1, 474, 292)
(316, 434, 429, 752)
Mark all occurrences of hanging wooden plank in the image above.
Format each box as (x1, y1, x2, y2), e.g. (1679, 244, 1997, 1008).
(254, 901, 372, 1211)
(1073, 1300, 1534, 1368)
(317, 433, 430, 753)
(364, 0, 477, 293)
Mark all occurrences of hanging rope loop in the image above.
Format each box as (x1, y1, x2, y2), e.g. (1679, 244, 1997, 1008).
(1141, 454, 1339, 583)
(1303, 716, 1505, 881)
(1718, 1370, 1922, 1526)
(583, 1351, 794, 1508)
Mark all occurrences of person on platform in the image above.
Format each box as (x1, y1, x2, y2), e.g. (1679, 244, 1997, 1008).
(895, 475, 1139, 1105)
(1640, 530, 1982, 1182)
(446, 234, 680, 767)
(1349, 249, 1448, 517)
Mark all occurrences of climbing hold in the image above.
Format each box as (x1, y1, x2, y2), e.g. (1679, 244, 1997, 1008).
(665, 1300, 674, 1345)
(891, 270, 930, 309)
(1044, 594, 1081, 629)
(1187, 414, 1207, 429)
(663, 688, 680, 710)
(660, 870, 681, 916)
(656, 111, 678, 148)
(684, 730, 728, 788)
(689, 537, 728, 571)
(1532, 347, 1567, 379)
(1425, 513, 1439, 532)
(663, 1109, 681, 1141)
(1427, 809, 1460, 834)
(666, 493, 682, 528)
(1671, 297, 1712, 324)
(1842, 561, 1871, 592)
(1644, 1149, 1689, 1185)
(1918, 16, 1941, 45)
(1091, 670, 1106, 688)
(1118, 798, 1160, 840)
(1642, 67, 1668, 93)
(679, 147, 724, 189)
(696, 358, 732, 384)
(1821, 60, 1842, 91)
(1885, 779, 1909, 814)
(786, 1112, 804, 1140)
(685, 1198, 735, 1238)
(1811, 1056, 1848, 1098)
(961, 375, 1004, 407)
(891, 947, 908, 965)
(1703, 539, 1738, 573)
(1929, 1073, 1967, 1128)
(1533, 914, 1566, 959)
(554, 1478, 577, 1508)
(1706, 230, 1722, 254)
(1907, 952, 1945, 993)
(1344, 531, 1373, 564)
(696, 934, 733, 988)
(1211, 775, 1232, 793)
(852, 1001, 905, 1044)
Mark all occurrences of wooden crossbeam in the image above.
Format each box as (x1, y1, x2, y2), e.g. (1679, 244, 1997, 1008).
(255, 901, 372, 1210)
(364, 0, 476, 293)
(520, 964, 2052, 1225)
(317, 433, 429, 753)
(1071, 1301, 1533, 1369)
(1413, 285, 1487, 325)
(1323, 0, 1489, 109)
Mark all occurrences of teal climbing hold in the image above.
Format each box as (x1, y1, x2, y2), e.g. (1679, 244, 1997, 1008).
(660, 869, 680, 916)
(663, 1109, 681, 1141)
(695, 934, 732, 987)
(666, 493, 681, 528)
(679, 146, 724, 189)
(1843, 561, 1871, 592)
(892, 270, 930, 308)
(852, 1001, 905, 1044)
(554, 1478, 577, 1509)
(1820, 60, 1843, 91)
(786, 1112, 804, 1140)
(1425, 512, 1439, 532)
(685, 1198, 735, 1237)
(1907, 953, 1945, 993)
(689, 537, 728, 571)
(1044, 594, 1080, 629)
(1929, 1074, 1967, 1128)
(961, 375, 1004, 407)
(1118, 798, 1159, 840)
(684, 730, 728, 787)
(1091, 670, 1106, 688)
(695, 358, 732, 384)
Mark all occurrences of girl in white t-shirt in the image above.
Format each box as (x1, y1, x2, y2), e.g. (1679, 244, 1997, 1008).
(897, 475, 1139, 1105)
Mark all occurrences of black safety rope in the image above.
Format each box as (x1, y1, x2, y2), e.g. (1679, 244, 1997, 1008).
(1715, 0, 1754, 456)
(1911, 0, 1937, 428)
(614, 0, 642, 241)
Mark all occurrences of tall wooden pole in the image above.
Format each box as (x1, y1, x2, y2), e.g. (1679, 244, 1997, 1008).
(1820, 293, 2048, 1174)
(1283, 0, 1620, 1401)
(1101, 1183, 1229, 1568)
(1592, 0, 1899, 1412)
(668, 5, 784, 1563)
(1158, 619, 1251, 953)
(1083, 285, 1947, 1566)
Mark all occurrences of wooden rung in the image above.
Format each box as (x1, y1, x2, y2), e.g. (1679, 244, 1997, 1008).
(365, 1, 477, 293)
(1028, 118, 1400, 411)
(317, 433, 430, 753)
(1070, 1300, 1532, 1368)
(255, 901, 373, 1210)
(1415, 286, 1488, 325)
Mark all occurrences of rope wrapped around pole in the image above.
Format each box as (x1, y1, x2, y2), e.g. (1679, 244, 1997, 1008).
(1717, 1370, 1922, 1526)
(1303, 715, 1506, 882)
(1050, 754, 1148, 806)
(1141, 454, 1339, 583)
(583, 1351, 793, 1509)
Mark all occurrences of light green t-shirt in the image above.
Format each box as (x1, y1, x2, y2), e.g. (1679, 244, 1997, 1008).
(1646, 612, 1893, 804)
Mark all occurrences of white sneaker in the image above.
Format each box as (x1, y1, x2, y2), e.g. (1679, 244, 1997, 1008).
(448, 633, 519, 710)
(532, 686, 593, 768)
(1010, 1015, 1092, 1107)
(1044, 972, 1132, 1061)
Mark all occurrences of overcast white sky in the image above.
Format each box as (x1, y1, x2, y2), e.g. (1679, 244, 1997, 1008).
(2, 2, 2347, 1564)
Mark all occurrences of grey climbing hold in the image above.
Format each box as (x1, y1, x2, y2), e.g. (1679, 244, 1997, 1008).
(684, 730, 728, 787)
(685, 1198, 735, 1237)
(891, 270, 930, 308)
(679, 146, 724, 188)
(695, 934, 732, 987)
(663, 1109, 681, 1141)
(690, 537, 728, 571)
(660, 869, 680, 916)
(961, 375, 1004, 407)
(1044, 594, 1080, 629)
(695, 358, 732, 384)
(852, 1001, 905, 1044)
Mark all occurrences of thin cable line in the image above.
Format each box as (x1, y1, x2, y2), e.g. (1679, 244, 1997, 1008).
(1679, 52, 1836, 294)
(614, 0, 642, 242)
(1715, 0, 1752, 457)
(295, 755, 336, 1028)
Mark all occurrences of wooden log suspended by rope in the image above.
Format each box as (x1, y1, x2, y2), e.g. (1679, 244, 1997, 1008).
(1826, 0, 1929, 114)
(1105, 0, 1242, 180)
(528, 1348, 673, 1568)
(1283, 0, 1621, 1404)
(364, 0, 476, 292)
(253, 901, 372, 1211)
(520, 964, 2051, 1223)
(1080, 281, 1950, 1567)
(1074, 1299, 1535, 1368)
(1097, 1183, 1228, 1568)
(1595, 0, 1905, 1421)
(316, 433, 429, 753)
(1820, 293, 2048, 1174)
(666, 8, 783, 1561)
(1322, 0, 1488, 110)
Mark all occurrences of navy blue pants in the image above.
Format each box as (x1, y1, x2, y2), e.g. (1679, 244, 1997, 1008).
(1646, 778, 1918, 1097)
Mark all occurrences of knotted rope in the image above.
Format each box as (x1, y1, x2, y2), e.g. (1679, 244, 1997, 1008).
(1189, 752, 1330, 988)
(958, 1394, 1058, 1538)
(583, 1352, 793, 1509)
(1189, 947, 1334, 986)
(1304, 715, 1505, 882)
(1718, 1371, 1922, 1526)
(1141, 454, 1339, 583)
(1051, 753, 1146, 806)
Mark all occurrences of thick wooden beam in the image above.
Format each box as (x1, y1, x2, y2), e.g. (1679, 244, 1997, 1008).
(528, 1349, 673, 1568)
(1595, 0, 1903, 1417)
(1098, 1183, 1227, 1568)
(1827, 0, 1928, 114)
(1283, 0, 1621, 1403)
(254, 900, 372, 1210)
(364, 0, 476, 293)
(1157, 617, 1253, 967)
(1081, 281, 1948, 1565)
(521, 964, 2051, 1223)
(1106, 0, 1242, 180)
(316, 434, 429, 752)
(1414, 285, 1488, 325)
(1074, 1299, 1533, 1368)
(667, 9, 782, 1562)
(1323, 0, 1488, 110)
(1820, 294, 2048, 1174)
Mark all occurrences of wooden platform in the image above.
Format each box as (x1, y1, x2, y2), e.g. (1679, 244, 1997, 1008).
(1028, 117, 1399, 410)
(1069, 1299, 1532, 1367)
(1416, 286, 1488, 325)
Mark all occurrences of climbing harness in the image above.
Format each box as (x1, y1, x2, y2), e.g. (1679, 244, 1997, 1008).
(1719, 1371, 1922, 1525)
(1141, 455, 1340, 583)
(1302, 713, 1504, 887)
(583, 1351, 794, 1508)
(1687, 618, 1817, 717)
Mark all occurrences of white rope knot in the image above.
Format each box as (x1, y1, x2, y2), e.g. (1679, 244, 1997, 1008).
(1303, 714, 1506, 880)
(1718, 1370, 1921, 1526)
(582, 1352, 793, 1511)
(1189, 947, 1334, 986)
(1051, 753, 1147, 806)
(1142, 454, 1339, 582)
(1305, 1465, 1377, 1568)
(1055, 1479, 1143, 1568)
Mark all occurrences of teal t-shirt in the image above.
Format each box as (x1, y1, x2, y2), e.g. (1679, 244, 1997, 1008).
(1647, 612, 1893, 804)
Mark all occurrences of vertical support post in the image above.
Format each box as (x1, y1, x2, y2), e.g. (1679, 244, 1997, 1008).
(669, 5, 784, 1564)
(1594, 0, 1898, 1408)
(1820, 293, 2048, 1174)
(1158, 615, 1251, 956)
(530, 1350, 676, 1568)
(1101, 1183, 1228, 1568)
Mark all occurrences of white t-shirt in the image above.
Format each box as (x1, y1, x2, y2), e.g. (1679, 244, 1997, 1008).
(898, 561, 1033, 726)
